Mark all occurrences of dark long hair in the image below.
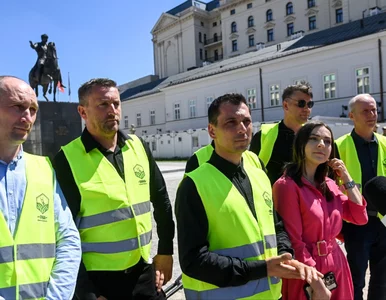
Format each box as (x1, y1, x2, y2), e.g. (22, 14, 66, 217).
(284, 121, 336, 201)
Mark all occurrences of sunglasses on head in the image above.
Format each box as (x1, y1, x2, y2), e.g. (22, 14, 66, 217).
(288, 97, 314, 108)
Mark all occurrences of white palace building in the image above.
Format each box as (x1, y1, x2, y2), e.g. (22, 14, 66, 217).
(118, 0, 386, 158)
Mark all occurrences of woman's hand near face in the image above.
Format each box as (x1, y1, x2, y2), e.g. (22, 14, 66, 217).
(328, 158, 351, 182)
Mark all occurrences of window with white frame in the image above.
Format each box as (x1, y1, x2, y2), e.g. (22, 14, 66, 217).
(174, 103, 181, 120)
(150, 110, 155, 125)
(189, 100, 196, 118)
(192, 136, 199, 147)
(323, 73, 336, 99)
(206, 96, 214, 110)
(356, 67, 370, 94)
(247, 88, 257, 109)
(151, 141, 156, 151)
(124, 116, 129, 128)
(269, 84, 280, 106)
(136, 113, 141, 127)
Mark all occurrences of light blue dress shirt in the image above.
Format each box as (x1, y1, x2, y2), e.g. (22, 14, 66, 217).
(0, 148, 81, 300)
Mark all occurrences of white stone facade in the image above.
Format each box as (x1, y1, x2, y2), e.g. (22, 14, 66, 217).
(122, 31, 386, 142)
(151, 0, 386, 78)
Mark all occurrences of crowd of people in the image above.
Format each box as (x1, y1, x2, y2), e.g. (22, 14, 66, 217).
(0, 75, 385, 300)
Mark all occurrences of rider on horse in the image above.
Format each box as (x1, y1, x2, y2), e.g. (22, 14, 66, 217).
(29, 34, 50, 83)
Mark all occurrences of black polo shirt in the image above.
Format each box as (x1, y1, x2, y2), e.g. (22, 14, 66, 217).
(52, 128, 175, 298)
(176, 150, 294, 288)
(249, 121, 295, 185)
(335, 129, 378, 214)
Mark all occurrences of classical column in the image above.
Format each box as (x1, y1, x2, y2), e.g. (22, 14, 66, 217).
(175, 34, 181, 73)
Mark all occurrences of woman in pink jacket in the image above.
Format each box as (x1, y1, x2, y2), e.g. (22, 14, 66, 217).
(273, 121, 368, 300)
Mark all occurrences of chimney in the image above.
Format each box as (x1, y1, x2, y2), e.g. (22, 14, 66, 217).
(277, 43, 281, 51)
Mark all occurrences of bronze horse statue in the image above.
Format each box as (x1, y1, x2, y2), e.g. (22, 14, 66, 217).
(29, 42, 65, 102)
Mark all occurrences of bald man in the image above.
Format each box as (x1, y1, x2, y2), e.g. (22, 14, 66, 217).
(0, 76, 81, 300)
(335, 94, 386, 300)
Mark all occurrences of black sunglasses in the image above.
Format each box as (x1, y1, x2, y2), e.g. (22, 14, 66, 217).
(288, 97, 314, 108)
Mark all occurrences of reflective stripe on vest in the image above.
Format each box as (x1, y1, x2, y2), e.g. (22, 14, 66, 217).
(0, 282, 49, 300)
(184, 276, 281, 300)
(194, 144, 262, 169)
(0, 243, 55, 263)
(77, 201, 151, 229)
(184, 163, 281, 299)
(335, 133, 386, 191)
(213, 234, 277, 258)
(82, 230, 152, 253)
(0, 152, 55, 300)
(259, 123, 279, 166)
(62, 134, 152, 271)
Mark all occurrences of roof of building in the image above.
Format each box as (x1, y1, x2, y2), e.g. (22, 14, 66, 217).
(206, 0, 220, 11)
(166, 0, 192, 15)
(120, 77, 167, 100)
(285, 12, 386, 51)
(121, 12, 386, 102)
(166, 0, 219, 15)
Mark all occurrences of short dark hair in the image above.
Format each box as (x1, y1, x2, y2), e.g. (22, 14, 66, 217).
(282, 81, 313, 102)
(284, 121, 335, 201)
(78, 78, 117, 106)
(208, 93, 248, 125)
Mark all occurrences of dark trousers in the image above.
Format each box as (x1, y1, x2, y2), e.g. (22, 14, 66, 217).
(88, 261, 166, 300)
(343, 217, 386, 300)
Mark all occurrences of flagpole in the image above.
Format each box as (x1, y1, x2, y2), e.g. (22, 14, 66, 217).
(68, 72, 71, 102)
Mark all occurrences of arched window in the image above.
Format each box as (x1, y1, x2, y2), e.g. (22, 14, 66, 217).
(286, 2, 293, 15)
(248, 16, 254, 27)
(231, 21, 237, 33)
(214, 33, 218, 42)
(266, 9, 273, 22)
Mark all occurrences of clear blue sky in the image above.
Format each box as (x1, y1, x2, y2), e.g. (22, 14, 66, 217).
(0, 0, 185, 102)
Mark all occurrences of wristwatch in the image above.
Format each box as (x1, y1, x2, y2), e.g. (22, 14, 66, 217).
(343, 180, 356, 190)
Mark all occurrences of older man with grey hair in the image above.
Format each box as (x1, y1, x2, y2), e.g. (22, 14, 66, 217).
(335, 93, 386, 300)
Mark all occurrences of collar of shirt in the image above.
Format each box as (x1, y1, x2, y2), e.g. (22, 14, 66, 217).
(351, 129, 378, 145)
(0, 147, 24, 167)
(81, 127, 132, 153)
(208, 150, 246, 180)
(279, 120, 295, 133)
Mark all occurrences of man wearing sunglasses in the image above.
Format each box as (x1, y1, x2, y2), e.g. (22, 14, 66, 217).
(250, 81, 313, 184)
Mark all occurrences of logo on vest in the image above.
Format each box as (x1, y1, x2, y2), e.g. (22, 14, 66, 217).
(262, 191, 273, 215)
(133, 164, 147, 185)
(383, 159, 386, 168)
(36, 194, 49, 222)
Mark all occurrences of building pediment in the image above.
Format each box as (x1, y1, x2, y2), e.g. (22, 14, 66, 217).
(331, 0, 342, 8)
(151, 13, 179, 33)
(284, 15, 296, 23)
(229, 33, 239, 39)
(264, 21, 276, 29)
(305, 8, 319, 17)
(245, 27, 256, 34)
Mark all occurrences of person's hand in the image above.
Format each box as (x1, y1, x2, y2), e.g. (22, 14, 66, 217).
(153, 254, 173, 292)
(310, 278, 331, 300)
(97, 296, 108, 300)
(328, 158, 350, 181)
(284, 259, 323, 284)
(29, 41, 33, 46)
(266, 253, 302, 279)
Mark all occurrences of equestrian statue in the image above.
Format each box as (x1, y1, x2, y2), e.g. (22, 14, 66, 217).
(29, 34, 65, 102)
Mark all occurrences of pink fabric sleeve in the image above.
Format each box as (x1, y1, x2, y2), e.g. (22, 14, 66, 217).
(273, 177, 316, 267)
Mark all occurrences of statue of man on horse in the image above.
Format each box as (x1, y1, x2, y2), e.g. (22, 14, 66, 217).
(29, 34, 65, 102)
